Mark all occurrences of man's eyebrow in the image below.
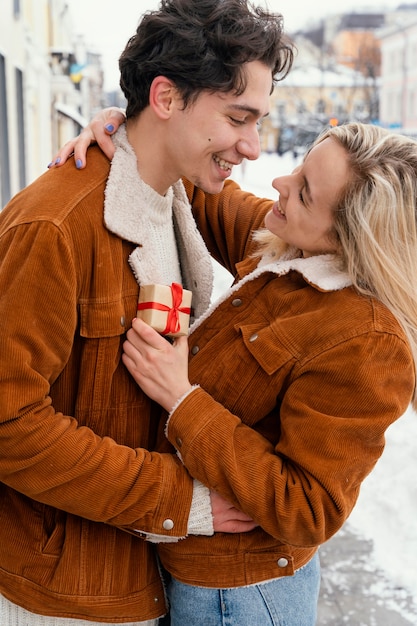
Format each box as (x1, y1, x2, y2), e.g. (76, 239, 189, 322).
(227, 104, 269, 118)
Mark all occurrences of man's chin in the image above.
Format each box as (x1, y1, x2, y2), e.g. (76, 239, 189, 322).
(197, 179, 227, 194)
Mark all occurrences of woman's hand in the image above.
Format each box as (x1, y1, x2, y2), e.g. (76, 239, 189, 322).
(48, 107, 126, 169)
(122, 318, 192, 412)
(210, 491, 258, 533)
(124, 320, 258, 533)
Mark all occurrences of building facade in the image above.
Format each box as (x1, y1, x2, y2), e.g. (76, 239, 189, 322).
(0, 0, 103, 207)
(2, 4, 417, 205)
(260, 40, 378, 155)
(378, 19, 417, 134)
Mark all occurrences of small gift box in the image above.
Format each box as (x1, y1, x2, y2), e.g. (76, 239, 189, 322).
(137, 283, 193, 337)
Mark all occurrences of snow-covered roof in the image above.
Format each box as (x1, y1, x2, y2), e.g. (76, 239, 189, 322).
(283, 64, 369, 87)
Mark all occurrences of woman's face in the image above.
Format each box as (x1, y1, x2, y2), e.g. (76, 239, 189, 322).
(264, 137, 350, 258)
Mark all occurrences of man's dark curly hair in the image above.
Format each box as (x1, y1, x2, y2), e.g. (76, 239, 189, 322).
(119, 0, 294, 118)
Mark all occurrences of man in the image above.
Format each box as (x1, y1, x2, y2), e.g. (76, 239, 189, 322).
(0, 1, 293, 624)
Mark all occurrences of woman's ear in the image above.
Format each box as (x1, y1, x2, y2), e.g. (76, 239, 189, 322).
(149, 76, 180, 120)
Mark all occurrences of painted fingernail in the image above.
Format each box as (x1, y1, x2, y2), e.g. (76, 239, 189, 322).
(47, 162, 53, 169)
(76, 159, 83, 169)
(55, 157, 61, 165)
(105, 124, 115, 132)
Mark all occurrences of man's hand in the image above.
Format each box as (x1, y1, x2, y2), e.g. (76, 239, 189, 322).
(211, 490, 258, 533)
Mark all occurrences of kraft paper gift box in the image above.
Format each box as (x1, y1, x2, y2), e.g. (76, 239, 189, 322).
(137, 283, 193, 337)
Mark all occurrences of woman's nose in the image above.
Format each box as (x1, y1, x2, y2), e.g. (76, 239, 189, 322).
(272, 176, 287, 194)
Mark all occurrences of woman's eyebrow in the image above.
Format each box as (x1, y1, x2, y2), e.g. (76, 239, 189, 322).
(302, 174, 314, 205)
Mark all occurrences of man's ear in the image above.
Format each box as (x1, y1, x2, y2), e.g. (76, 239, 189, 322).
(149, 76, 180, 119)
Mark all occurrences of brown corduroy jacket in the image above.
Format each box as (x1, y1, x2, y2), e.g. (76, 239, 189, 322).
(157, 180, 415, 587)
(0, 146, 217, 623)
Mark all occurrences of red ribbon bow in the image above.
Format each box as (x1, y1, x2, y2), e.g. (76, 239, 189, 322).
(137, 283, 191, 335)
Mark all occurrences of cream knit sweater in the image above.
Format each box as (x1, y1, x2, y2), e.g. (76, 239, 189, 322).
(104, 127, 215, 541)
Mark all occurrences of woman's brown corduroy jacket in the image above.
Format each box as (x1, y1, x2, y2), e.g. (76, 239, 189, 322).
(157, 179, 415, 587)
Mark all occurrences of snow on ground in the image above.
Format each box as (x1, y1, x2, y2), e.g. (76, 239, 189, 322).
(348, 405, 417, 598)
(212, 150, 417, 603)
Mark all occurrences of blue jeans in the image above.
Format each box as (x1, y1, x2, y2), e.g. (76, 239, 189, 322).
(165, 552, 320, 626)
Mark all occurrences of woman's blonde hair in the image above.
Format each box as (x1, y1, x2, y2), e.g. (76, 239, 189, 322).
(255, 122, 417, 407)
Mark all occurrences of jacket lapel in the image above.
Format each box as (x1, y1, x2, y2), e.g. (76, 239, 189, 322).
(103, 127, 213, 321)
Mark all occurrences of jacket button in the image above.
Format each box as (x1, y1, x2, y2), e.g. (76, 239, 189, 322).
(249, 333, 258, 342)
(120, 316, 125, 327)
(232, 298, 242, 307)
(277, 557, 289, 568)
(176, 437, 183, 448)
(191, 345, 200, 355)
(163, 519, 174, 530)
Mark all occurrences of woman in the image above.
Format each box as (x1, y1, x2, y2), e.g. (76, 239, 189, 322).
(58, 122, 417, 625)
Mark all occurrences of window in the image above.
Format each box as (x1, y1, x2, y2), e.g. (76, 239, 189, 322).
(15, 68, 26, 190)
(13, 0, 21, 18)
(0, 55, 11, 208)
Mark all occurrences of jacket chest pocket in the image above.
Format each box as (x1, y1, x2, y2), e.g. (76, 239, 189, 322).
(240, 323, 294, 376)
(79, 300, 129, 339)
(190, 322, 294, 427)
(229, 323, 294, 426)
(76, 299, 137, 431)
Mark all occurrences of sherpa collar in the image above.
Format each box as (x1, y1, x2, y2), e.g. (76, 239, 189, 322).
(190, 247, 352, 333)
(103, 127, 213, 319)
(259, 246, 352, 292)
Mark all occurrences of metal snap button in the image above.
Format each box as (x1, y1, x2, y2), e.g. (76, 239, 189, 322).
(163, 519, 174, 531)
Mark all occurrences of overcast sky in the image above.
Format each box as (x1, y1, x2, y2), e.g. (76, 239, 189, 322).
(67, 0, 402, 91)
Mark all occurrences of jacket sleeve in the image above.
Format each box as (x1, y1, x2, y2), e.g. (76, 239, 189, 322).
(0, 217, 193, 539)
(165, 331, 414, 546)
(184, 178, 274, 274)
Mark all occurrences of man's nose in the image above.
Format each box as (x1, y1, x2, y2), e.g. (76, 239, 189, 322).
(237, 127, 261, 161)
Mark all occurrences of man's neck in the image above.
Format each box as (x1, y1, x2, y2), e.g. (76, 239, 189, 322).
(126, 115, 176, 196)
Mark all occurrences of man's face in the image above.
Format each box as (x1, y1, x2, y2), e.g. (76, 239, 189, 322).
(165, 60, 272, 194)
